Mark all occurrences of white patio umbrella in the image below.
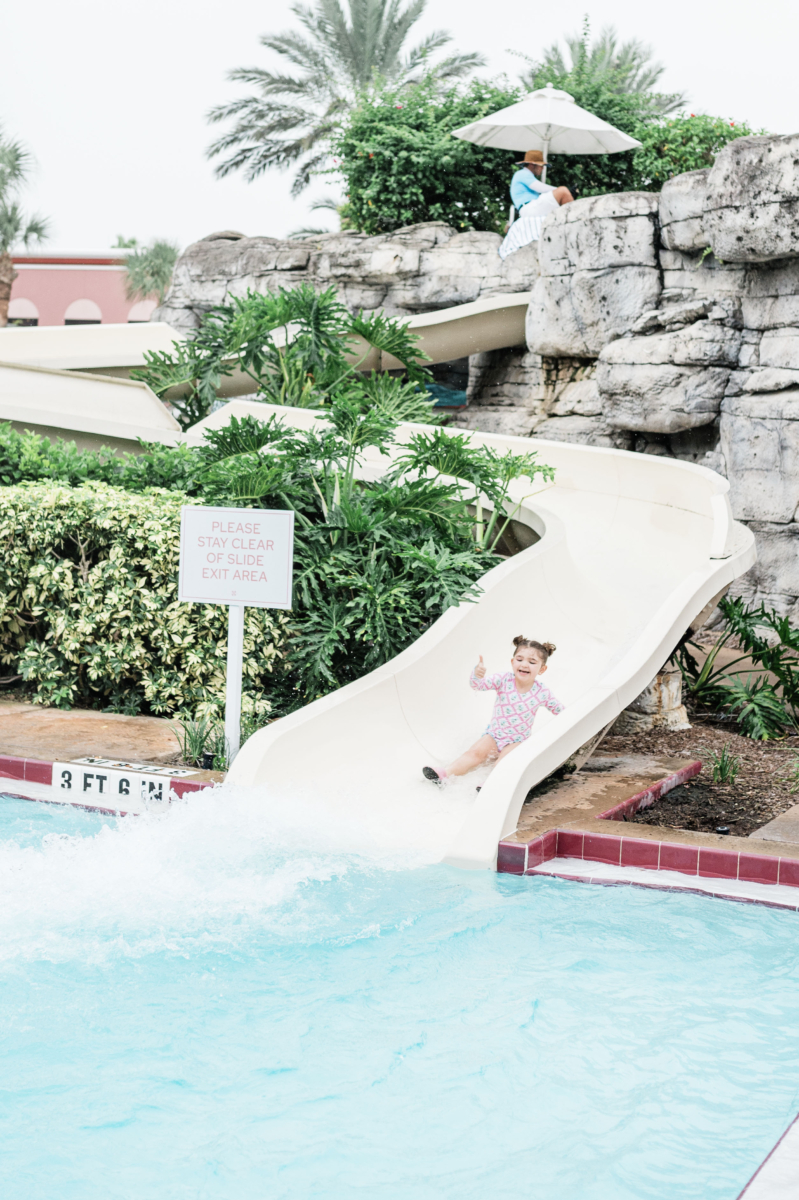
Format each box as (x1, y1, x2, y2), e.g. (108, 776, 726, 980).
(452, 83, 641, 183)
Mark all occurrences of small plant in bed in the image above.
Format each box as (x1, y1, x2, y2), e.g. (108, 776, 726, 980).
(709, 744, 741, 785)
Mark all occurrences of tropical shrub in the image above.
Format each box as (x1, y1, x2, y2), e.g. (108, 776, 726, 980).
(632, 114, 758, 188)
(132, 282, 441, 430)
(0, 482, 286, 717)
(0, 422, 203, 493)
(677, 597, 799, 740)
(194, 409, 551, 703)
(331, 76, 521, 234)
(503, 24, 756, 197)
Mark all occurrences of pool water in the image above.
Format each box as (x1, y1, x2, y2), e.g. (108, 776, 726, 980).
(0, 788, 798, 1199)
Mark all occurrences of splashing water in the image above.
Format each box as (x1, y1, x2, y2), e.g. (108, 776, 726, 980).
(1, 784, 798, 1199)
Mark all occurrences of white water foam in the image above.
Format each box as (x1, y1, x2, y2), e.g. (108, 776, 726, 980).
(0, 769, 485, 963)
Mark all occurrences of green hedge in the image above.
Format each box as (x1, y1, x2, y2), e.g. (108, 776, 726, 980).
(0, 482, 286, 716)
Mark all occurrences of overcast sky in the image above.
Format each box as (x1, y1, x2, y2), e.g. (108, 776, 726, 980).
(1, 0, 797, 250)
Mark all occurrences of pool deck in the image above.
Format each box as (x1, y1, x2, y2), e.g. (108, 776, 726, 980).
(737, 1112, 799, 1199)
(0, 700, 221, 812)
(0, 699, 183, 765)
(499, 753, 799, 912)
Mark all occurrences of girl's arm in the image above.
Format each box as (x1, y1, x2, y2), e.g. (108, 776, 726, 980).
(543, 689, 565, 715)
(470, 664, 501, 692)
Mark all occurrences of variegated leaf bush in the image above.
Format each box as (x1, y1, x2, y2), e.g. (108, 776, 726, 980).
(0, 481, 286, 718)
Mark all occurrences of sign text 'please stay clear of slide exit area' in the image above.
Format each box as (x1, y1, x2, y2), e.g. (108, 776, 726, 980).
(178, 505, 295, 609)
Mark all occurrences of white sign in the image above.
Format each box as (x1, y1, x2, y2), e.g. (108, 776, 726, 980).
(53, 760, 177, 812)
(178, 506, 295, 609)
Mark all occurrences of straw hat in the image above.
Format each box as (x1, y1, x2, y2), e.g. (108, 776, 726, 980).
(515, 149, 547, 166)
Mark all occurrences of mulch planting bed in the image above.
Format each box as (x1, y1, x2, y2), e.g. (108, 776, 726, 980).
(600, 716, 799, 837)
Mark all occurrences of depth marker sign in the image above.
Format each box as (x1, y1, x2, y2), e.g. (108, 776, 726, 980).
(179, 506, 295, 761)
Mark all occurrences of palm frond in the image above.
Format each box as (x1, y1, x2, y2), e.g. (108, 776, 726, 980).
(518, 20, 687, 112)
(206, 0, 482, 191)
(124, 240, 179, 305)
(0, 134, 34, 198)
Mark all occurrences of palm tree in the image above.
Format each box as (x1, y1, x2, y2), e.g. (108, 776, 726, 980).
(123, 240, 180, 307)
(517, 21, 685, 114)
(0, 132, 50, 328)
(207, 0, 485, 195)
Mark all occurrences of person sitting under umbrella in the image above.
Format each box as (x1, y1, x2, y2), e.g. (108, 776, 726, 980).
(498, 150, 573, 260)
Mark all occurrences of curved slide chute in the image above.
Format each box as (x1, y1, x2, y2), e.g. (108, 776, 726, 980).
(0, 322, 184, 449)
(0, 360, 181, 452)
(194, 399, 755, 870)
(0, 297, 530, 411)
(0, 321, 182, 376)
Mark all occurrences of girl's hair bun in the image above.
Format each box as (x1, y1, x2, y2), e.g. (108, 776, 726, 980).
(512, 635, 556, 661)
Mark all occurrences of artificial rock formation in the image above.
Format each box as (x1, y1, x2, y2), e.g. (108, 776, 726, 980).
(155, 223, 540, 331)
(526, 192, 661, 357)
(156, 132, 799, 615)
(703, 134, 799, 262)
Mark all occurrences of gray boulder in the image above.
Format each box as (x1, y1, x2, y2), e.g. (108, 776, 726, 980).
(737, 523, 799, 616)
(605, 321, 742, 368)
(720, 389, 799, 522)
(742, 367, 799, 392)
(659, 170, 710, 253)
(597, 321, 742, 433)
(760, 326, 799, 369)
(548, 378, 601, 417)
(531, 414, 631, 449)
(704, 134, 799, 262)
(742, 259, 799, 330)
(526, 193, 661, 356)
(659, 247, 748, 304)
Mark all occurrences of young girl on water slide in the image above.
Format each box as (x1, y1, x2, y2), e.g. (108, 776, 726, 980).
(422, 636, 563, 784)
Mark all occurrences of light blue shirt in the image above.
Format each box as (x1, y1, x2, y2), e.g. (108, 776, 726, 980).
(510, 168, 555, 210)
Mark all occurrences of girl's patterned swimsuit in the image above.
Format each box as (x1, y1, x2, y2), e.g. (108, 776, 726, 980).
(470, 669, 564, 751)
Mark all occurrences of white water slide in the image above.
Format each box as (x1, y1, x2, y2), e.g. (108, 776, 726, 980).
(1, 300, 755, 869)
(200, 400, 754, 870)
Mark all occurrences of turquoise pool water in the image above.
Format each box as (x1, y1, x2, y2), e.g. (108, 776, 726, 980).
(0, 789, 798, 1199)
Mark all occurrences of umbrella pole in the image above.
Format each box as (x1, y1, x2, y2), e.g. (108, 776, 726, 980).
(541, 139, 549, 185)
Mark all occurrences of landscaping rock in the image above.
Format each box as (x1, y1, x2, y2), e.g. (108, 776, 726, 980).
(612, 663, 690, 734)
(548, 378, 601, 417)
(760, 326, 799, 369)
(526, 193, 661, 356)
(659, 169, 710, 253)
(704, 134, 799, 262)
(735, 522, 799, 615)
(531, 414, 630, 448)
(597, 321, 742, 433)
(741, 367, 799, 392)
(720, 389, 799, 522)
(741, 259, 799, 329)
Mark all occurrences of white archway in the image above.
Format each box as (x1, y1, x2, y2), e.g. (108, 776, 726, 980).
(8, 298, 39, 326)
(127, 299, 158, 323)
(64, 298, 102, 324)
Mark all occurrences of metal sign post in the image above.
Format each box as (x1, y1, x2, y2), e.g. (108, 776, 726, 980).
(178, 506, 294, 766)
(224, 603, 245, 760)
